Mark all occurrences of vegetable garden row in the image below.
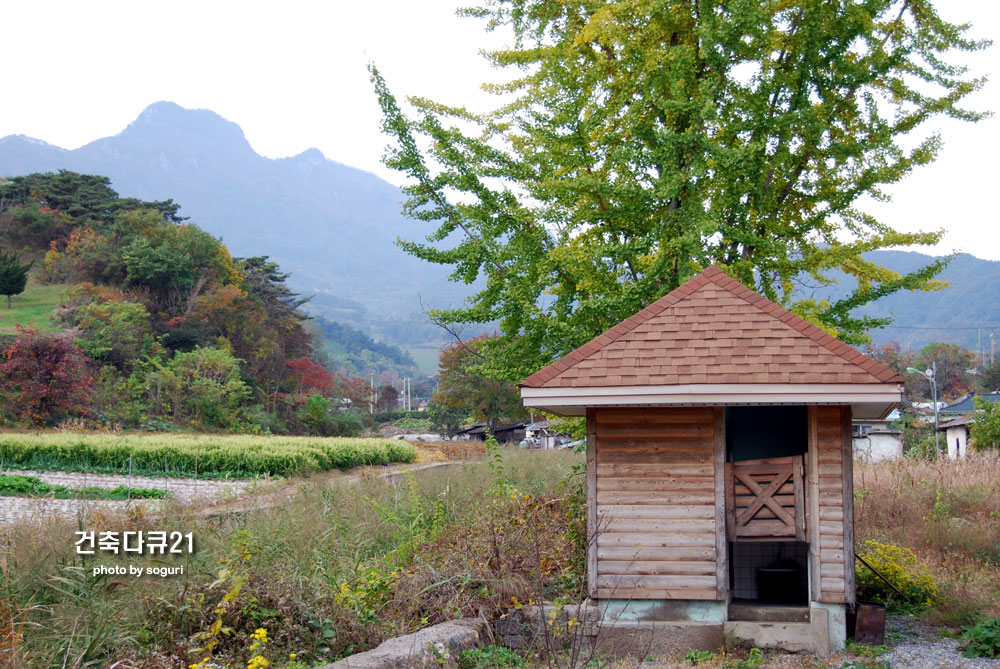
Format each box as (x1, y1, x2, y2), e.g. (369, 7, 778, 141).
(0, 432, 416, 479)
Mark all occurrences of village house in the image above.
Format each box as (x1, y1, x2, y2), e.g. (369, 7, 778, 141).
(453, 422, 526, 443)
(520, 266, 903, 655)
(851, 410, 903, 461)
(936, 392, 1000, 459)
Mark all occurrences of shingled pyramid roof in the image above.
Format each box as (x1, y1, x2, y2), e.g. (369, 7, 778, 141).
(521, 266, 903, 389)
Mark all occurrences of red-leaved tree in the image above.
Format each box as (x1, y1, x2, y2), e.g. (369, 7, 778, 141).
(0, 327, 93, 425)
(286, 357, 334, 395)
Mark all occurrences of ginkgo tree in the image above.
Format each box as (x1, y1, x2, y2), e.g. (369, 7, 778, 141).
(372, 0, 988, 381)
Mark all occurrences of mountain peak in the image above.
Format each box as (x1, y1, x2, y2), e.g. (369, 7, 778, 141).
(133, 100, 230, 127)
(294, 147, 327, 162)
(137, 100, 187, 117)
(118, 101, 254, 156)
(0, 134, 65, 149)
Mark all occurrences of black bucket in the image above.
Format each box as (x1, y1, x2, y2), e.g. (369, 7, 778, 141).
(756, 559, 805, 604)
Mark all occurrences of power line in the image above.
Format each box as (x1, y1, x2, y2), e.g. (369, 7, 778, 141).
(877, 325, 1000, 330)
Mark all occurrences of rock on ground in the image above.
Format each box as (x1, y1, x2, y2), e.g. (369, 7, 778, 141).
(317, 618, 488, 669)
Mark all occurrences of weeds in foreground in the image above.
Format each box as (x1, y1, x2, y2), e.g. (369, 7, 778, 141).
(2, 447, 582, 665)
(844, 640, 889, 658)
(840, 661, 890, 669)
(459, 645, 525, 668)
(960, 618, 1000, 658)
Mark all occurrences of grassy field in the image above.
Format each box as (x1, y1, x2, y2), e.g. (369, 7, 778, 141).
(0, 432, 416, 478)
(0, 279, 69, 333)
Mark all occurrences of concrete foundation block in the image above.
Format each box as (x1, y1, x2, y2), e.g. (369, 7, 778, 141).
(812, 602, 846, 652)
(724, 615, 830, 655)
(600, 599, 727, 623)
(589, 621, 724, 658)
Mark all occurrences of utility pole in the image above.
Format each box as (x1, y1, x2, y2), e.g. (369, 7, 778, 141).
(907, 362, 941, 456)
(991, 331, 996, 366)
(931, 361, 940, 455)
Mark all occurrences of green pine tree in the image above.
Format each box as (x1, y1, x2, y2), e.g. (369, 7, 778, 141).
(0, 251, 33, 309)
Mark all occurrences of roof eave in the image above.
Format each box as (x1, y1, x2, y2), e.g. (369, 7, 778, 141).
(522, 382, 903, 420)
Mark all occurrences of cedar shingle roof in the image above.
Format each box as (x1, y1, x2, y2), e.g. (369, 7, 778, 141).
(521, 266, 904, 388)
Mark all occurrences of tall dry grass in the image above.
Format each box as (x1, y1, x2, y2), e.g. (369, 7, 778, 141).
(0, 448, 583, 667)
(854, 452, 1000, 624)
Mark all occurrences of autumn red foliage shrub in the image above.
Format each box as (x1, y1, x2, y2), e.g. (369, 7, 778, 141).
(286, 357, 334, 395)
(0, 326, 93, 425)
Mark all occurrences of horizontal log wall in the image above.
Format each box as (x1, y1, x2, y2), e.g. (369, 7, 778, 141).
(592, 407, 719, 600)
(809, 405, 852, 604)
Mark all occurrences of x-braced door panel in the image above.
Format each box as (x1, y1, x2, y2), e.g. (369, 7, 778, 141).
(725, 455, 805, 541)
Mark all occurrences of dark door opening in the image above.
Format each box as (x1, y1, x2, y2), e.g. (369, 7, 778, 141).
(729, 541, 810, 612)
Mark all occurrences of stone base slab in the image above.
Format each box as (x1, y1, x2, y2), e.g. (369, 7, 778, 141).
(318, 618, 488, 669)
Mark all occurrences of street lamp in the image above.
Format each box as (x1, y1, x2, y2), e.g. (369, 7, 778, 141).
(906, 362, 940, 455)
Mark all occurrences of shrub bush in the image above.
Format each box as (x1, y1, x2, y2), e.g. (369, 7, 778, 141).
(856, 540, 938, 610)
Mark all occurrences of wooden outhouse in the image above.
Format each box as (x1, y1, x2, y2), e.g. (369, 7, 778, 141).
(520, 266, 903, 654)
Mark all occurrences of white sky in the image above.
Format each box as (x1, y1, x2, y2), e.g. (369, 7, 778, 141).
(0, 0, 997, 260)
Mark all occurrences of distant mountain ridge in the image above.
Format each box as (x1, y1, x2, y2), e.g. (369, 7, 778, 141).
(0, 102, 472, 342)
(822, 250, 1000, 355)
(1, 102, 998, 353)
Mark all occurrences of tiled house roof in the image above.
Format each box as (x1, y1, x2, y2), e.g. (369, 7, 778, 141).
(521, 266, 903, 388)
(940, 392, 1000, 415)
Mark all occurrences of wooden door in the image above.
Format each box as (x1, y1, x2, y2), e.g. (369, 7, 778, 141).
(725, 455, 805, 541)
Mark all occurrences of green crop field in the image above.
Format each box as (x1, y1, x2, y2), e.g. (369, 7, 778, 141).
(0, 279, 70, 333)
(0, 432, 417, 478)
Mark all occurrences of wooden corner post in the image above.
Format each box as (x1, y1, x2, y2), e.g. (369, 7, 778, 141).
(807, 405, 821, 603)
(841, 405, 856, 605)
(713, 407, 729, 601)
(586, 407, 597, 599)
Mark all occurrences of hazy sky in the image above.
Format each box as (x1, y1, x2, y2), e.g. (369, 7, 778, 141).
(1, 0, 997, 259)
